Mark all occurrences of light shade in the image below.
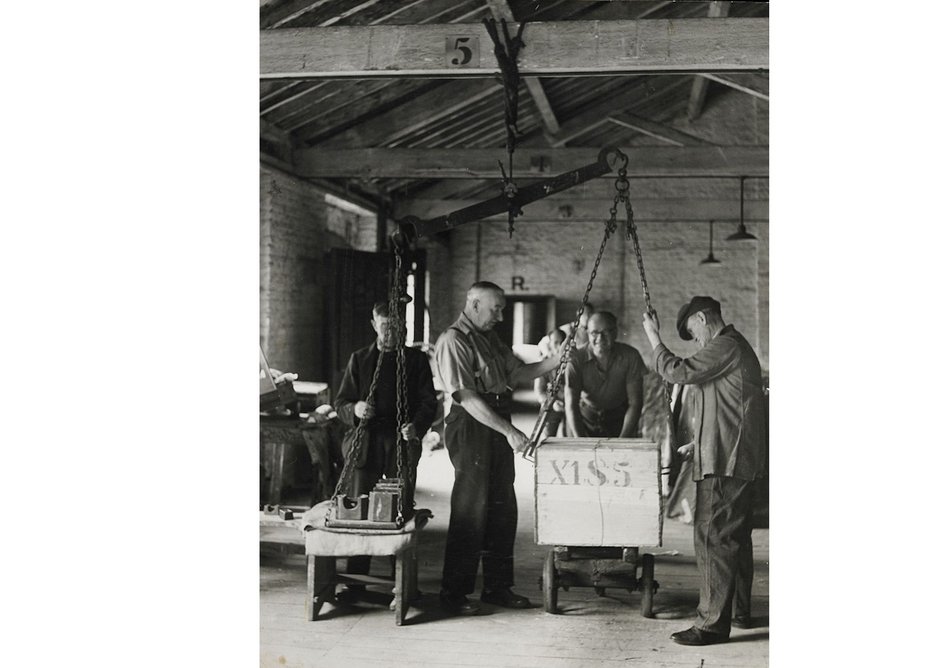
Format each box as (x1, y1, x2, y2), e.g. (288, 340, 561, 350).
(727, 222, 757, 241)
(701, 220, 721, 265)
(727, 176, 757, 241)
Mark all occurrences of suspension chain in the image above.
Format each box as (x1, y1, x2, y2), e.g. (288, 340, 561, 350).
(483, 17, 526, 237)
(623, 175, 677, 463)
(524, 151, 628, 454)
(390, 250, 410, 525)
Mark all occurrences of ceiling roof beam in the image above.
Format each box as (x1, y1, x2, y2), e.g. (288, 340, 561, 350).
(606, 111, 713, 147)
(701, 72, 769, 101)
(261, 0, 335, 30)
(687, 1, 731, 120)
(260, 18, 769, 80)
(548, 76, 689, 147)
(294, 146, 769, 178)
(317, 79, 501, 148)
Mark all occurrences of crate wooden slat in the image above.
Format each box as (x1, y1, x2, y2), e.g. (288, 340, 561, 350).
(534, 437, 662, 547)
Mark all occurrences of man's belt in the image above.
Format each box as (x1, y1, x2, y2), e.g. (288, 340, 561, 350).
(479, 392, 512, 410)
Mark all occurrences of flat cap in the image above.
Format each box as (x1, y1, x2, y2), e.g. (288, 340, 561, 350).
(676, 296, 721, 340)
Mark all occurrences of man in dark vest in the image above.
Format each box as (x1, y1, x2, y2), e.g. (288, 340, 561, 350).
(334, 301, 437, 586)
(434, 281, 560, 615)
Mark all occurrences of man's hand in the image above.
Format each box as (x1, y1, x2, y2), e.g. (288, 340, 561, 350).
(506, 426, 528, 454)
(677, 443, 694, 460)
(552, 399, 564, 412)
(642, 311, 660, 338)
(642, 310, 663, 348)
(400, 422, 417, 441)
(354, 401, 375, 420)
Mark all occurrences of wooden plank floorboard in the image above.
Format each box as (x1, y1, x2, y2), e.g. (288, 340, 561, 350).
(261, 404, 769, 667)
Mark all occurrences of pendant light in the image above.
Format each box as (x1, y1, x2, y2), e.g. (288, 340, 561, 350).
(701, 220, 721, 265)
(727, 175, 757, 241)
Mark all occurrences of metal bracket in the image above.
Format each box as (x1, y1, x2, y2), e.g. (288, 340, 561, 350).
(393, 146, 626, 245)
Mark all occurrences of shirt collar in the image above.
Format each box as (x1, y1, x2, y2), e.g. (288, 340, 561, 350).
(455, 311, 483, 336)
(584, 343, 620, 364)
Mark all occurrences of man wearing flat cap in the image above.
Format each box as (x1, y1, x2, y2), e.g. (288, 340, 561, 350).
(642, 296, 767, 647)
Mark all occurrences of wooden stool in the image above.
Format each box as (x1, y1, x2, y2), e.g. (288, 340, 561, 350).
(303, 509, 430, 626)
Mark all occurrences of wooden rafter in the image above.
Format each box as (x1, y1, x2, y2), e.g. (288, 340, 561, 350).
(606, 111, 713, 147)
(293, 146, 769, 178)
(316, 79, 501, 147)
(260, 18, 769, 79)
(701, 72, 769, 101)
(548, 76, 690, 147)
(687, 1, 731, 120)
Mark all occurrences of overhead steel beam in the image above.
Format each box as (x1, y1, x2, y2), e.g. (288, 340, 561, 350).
(293, 146, 769, 178)
(260, 18, 769, 79)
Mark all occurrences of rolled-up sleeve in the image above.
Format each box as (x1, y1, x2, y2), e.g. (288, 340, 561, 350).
(565, 351, 583, 392)
(435, 329, 477, 395)
(654, 338, 737, 385)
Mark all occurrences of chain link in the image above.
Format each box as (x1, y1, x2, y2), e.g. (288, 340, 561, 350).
(391, 251, 410, 525)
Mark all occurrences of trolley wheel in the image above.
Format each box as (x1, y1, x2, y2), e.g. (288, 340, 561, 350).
(640, 553, 655, 618)
(543, 550, 559, 614)
(594, 587, 606, 597)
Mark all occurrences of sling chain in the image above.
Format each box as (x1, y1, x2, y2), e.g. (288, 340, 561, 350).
(523, 150, 628, 459)
(624, 184, 678, 477)
(483, 17, 526, 238)
(390, 250, 410, 525)
(326, 245, 410, 527)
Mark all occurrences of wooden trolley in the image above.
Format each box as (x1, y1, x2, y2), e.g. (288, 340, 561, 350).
(534, 437, 662, 616)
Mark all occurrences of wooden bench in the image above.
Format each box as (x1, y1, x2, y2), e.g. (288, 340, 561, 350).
(302, 505, 431, 626)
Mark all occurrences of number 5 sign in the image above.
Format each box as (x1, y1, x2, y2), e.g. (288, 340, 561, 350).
(445, 36, 479, 68)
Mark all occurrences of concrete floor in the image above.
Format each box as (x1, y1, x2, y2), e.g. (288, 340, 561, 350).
(260, 399, 769, 668)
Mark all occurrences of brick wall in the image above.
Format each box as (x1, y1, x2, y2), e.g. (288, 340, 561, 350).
(259, 165, 377, 380)
(428, 219, 765, 365)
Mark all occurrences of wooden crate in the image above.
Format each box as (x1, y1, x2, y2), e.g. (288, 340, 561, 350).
(534, 437, 662, 547)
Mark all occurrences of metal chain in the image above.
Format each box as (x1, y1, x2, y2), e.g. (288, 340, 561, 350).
(484, 17, 526, 238)
(524, 151, 627, 454)
(390, 249, 410, 525)
(623, 175, 677, 460)
(327, 337, 388, 525)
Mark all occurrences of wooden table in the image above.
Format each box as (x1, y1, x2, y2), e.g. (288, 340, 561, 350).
(304, 511, 430, 626)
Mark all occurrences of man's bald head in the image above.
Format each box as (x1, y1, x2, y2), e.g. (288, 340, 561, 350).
(464, 281, 506, 332)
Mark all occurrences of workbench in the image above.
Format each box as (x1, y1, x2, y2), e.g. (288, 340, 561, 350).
(301, 503, 431, 626)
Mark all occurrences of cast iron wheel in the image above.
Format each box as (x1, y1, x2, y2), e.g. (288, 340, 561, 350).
(641, 553, 655, 618)
(543, 549, 558, 614)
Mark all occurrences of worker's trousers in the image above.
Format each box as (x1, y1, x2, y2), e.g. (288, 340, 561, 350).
(693, 475, 756, 635)
(440, 405, 517, 596)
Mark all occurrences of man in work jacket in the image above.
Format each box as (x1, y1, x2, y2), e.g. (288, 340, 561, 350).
(334, 301, 437, 585)
(642, 296, 767, 646)
(434, 281, 561, 616)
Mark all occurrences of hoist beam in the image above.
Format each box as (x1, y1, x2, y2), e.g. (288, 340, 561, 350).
(293, 146, 768, 179)
(260, 18, 769, 80)
(393, 146, 624, 245)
